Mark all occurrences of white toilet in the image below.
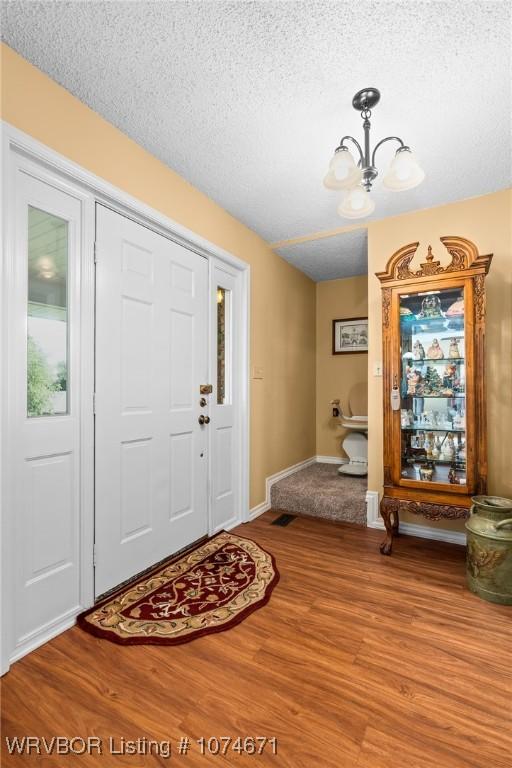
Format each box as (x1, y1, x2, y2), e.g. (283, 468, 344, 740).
(331, 400, 368, 477)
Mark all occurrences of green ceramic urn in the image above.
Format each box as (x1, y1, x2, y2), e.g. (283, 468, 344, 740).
(465, 496, 512, 605)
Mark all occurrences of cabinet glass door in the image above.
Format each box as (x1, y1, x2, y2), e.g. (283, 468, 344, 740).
(399, 286, 466, 486)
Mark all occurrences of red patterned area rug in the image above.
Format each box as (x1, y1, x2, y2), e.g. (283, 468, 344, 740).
(77, 532, 279, 645)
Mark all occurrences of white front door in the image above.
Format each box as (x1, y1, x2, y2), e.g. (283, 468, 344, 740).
(94, 206, 209, 596)
(10, 171, 83, 656)
(210, 264, 240, 532)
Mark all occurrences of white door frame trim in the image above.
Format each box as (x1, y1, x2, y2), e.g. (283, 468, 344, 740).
(1, 121, 250, 673)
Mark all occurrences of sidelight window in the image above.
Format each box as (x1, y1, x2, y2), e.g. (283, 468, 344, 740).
(27, 206, 69, 417)
(216, 286, 232, 405)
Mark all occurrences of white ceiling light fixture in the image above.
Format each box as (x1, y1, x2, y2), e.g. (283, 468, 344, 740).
(337, 186, 375, 219)
(324, 87, 425, 219)
(323, 147, 362, 190)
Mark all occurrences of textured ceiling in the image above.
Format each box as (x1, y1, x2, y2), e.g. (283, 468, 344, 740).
(2, 1, 511, 282)
(276, 229, 367, 282)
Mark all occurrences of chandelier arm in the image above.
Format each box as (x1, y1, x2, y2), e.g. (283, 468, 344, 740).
(338, 136, 364, 165)
(371, 136, 405, 168)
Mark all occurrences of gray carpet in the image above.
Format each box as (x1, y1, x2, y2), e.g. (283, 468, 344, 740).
(270, 463, 367, 525)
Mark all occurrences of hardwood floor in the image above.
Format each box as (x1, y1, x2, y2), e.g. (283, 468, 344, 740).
(2, 512, 511, 767)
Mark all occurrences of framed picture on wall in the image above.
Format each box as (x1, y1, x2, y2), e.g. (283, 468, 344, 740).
(332, 317, 368, 355)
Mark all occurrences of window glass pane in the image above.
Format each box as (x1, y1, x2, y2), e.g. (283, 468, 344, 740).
(400, 286, 466, 486)
(217, 286, 231, 405)
(27, 206, 69, 417)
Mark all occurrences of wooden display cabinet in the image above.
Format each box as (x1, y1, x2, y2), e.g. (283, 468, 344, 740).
(376, 237, 492, 554)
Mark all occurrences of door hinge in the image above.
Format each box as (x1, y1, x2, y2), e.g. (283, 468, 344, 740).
(93, 392, 97, 414)
(94, 241, 99, 263)
(93, 545, 97, 567)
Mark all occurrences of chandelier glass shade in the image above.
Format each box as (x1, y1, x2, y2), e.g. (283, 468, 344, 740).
(337, 186, 375, 218)
(382, 147, 425, 191)
(324, 88, 425, 219)
(323, 147, 363, 190)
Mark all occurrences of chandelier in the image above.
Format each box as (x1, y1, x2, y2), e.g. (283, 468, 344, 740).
(324, 87, 425, 219)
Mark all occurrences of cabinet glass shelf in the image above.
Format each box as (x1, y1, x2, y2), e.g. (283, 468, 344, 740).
(403, 357, 464, 364)
(400, 286, 466, 486)
(401, 427, 465, 433)
(404, 394, 466, 399)
(401, 466, 466, 484)
(402, 456, 465, 465)
(402, 315, 464, 331)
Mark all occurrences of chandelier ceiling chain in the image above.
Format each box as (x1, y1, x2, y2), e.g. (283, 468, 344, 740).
(324, 87, 425, 219)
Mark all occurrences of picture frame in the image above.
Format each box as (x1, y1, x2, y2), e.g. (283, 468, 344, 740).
(332, 316, 368, 355)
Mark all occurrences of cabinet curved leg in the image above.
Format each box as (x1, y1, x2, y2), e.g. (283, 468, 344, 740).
(380, 498, 399, 555)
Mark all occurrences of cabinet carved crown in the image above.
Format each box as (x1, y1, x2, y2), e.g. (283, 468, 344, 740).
(375, 236, 492, 283)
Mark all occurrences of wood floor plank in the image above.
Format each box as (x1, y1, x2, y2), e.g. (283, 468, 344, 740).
(355, 630, 512, 715)
(2, 512, 510, 767)
(356, 722, 508, 768)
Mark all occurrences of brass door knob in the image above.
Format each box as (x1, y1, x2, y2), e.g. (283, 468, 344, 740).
(198, 415, 211, 425)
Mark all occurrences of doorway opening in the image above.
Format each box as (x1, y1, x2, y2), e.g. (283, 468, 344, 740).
(270, 237, 369, 526)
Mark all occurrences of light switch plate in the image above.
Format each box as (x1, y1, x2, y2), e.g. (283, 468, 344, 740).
(253, 366, 264, 380)
(373, 361, 383, 377)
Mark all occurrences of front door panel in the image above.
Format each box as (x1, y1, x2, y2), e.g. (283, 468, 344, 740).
(95, 206, 208, 596)
(12, 172, 82, 653)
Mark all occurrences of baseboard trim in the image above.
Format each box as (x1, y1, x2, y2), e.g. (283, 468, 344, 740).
(315, 455, 348, 465)
(365, 490, 466, 545)
(248, 500, 270, 521)
(248, 456, 317, 520)
(219, 517, 240, 533)
(368, 518, 466, 546)
(10, 607, 81, 665)
(365, 490, 380, 526)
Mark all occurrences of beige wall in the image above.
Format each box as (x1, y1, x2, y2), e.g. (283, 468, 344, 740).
(367, 189, 512, 529)
(316, 276, 368, 459)
(1, 44, 316, 508)
(3, 44, 510, 525)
